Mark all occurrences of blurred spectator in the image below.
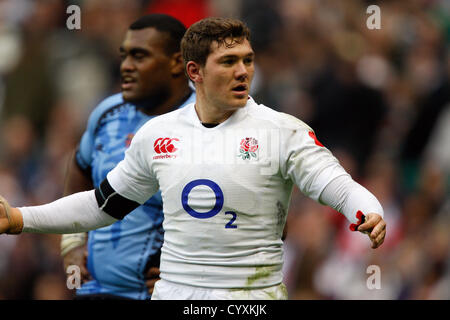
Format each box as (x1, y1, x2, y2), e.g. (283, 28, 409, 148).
(275, 0, 449, 300)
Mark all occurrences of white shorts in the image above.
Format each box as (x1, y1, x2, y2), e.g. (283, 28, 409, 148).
(151, 279, 288, 300)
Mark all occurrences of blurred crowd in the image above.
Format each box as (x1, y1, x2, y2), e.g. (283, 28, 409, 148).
(0, 0, 448, 300)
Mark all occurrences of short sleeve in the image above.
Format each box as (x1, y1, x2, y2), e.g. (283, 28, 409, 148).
(75, 93, 124, 172)
(75, 130, 94, 172)
(106, 127, 159, 204)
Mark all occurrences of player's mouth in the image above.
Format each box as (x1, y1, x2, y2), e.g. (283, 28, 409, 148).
(231, 84, 248, 97)
(121, 76, 137, 90)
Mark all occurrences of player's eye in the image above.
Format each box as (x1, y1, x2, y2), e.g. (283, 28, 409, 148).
(244, 57, 253, 65)
(133, 53, 145, 60)
(221, 58, 235, 65)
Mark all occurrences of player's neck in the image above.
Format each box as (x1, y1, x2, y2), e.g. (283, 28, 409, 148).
(194, 95, 237, 125)
(194, 102, 235, 125)
(138, 82, 191, 116)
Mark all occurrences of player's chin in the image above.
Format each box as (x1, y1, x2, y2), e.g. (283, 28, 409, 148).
(229, 94, 248, 108)
(122, 89, 141, 102)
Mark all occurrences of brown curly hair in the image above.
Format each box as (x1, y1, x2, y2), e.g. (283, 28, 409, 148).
(181, 17, 251, 67)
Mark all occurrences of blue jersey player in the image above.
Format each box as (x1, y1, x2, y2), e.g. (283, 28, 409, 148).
(60, 14, 194, 300)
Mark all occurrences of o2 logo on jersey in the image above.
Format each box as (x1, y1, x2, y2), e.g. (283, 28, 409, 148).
(181, 179, 237, 228)
(153, 137, 179, 160)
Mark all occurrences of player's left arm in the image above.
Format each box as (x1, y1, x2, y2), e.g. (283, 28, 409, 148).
(283, 124, 386, 249)
(319, 175, 386, 249)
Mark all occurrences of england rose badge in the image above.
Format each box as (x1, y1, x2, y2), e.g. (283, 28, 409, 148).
(238, 137, 258, 160)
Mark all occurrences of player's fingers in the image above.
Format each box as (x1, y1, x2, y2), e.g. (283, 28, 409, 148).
(64, 250, 83, 269)
(0, 197, 12, 234)
(80, 271, 92, 284)
(0, 219, 9, 234)
(63, 261, 71, 273)
(80, 265, 90, 277)
(358, 213, 381, 232)
(63, 256, 78, 272)
(82, 249, 91, 273)
(146, 278, 159, 294)
(371, 229, 386, 249)
(145, 267, 160, 279)
(372, 236, 384, 249)
(369, 220, 386, 240)
(0, 202, 7, 219)
(146, 278, 159, 286)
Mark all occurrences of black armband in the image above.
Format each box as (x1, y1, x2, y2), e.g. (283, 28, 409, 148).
(95, 178, 140, 220)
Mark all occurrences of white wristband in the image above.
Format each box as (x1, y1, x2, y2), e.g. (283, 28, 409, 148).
(61, 233, 87, 257)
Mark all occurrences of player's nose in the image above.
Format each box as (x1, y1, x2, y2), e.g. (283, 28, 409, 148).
(234, 61, 248, 80)
(120, 56, 136, 73)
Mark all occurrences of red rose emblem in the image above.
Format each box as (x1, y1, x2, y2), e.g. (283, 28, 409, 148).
(249, 138, 258, 153)
(238, 137, 258, 160)
(240, 138, 250, 152)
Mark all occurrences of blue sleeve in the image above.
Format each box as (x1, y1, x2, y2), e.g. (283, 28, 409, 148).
(75, 93, 124, 172)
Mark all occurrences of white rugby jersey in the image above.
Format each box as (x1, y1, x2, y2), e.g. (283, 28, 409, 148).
(107, 97, 350, 289)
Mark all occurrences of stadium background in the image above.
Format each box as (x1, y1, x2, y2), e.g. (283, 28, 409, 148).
(0, 0, 448, 299)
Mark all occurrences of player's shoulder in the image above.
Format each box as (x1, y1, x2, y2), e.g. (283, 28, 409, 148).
(92, 93, 125, 115)
(137, 91, 196, 130)
(133, 102, 194, 136)
(86, 93, 129, 126)
(246, 97, 313, 132)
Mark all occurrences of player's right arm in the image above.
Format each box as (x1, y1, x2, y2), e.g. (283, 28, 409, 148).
(0, 122, 159, 235)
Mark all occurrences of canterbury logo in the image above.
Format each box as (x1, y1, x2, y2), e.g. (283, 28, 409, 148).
(154, 137, 179, 154)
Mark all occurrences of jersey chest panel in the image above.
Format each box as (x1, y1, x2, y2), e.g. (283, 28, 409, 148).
(149, 128, 291, 251)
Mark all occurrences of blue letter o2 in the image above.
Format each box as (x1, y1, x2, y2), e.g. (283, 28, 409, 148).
(181, 179, 224, 219)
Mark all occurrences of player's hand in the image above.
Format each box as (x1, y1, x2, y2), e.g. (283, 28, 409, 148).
(358, 213, 386, 249)
(0, 196, 23, 234)
(63, 245, 92, 284)
(145, 267, 160, 295)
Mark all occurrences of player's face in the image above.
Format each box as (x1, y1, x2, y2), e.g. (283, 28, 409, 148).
(119, 28, 173, 102)
(200, 38, 255, 111)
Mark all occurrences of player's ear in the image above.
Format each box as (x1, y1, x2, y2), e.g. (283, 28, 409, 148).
(186, 61, 203, 83)
(170, 52, 184, 76)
